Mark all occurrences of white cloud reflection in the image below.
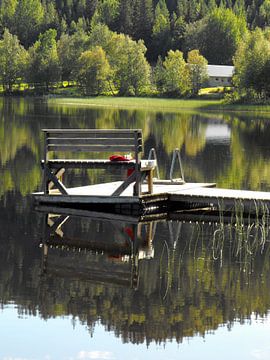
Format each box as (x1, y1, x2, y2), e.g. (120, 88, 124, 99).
(3, 358, 31, 360)
(76, 351, 114, 360)
(252, 348, 270, 360)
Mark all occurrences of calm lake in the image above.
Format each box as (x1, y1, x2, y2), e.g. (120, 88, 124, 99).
(2, 97, 270, 360)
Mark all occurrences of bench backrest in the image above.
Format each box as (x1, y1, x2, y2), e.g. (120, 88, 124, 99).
(43, 129, 143, 161)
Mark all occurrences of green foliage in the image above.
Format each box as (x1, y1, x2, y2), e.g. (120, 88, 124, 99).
(14, 0, 45, 47)
(0, 29, 28, 92)
(187, 49, 208, 96)
(0, 0, 18, 31)
(117, 0, 133, 35)
(184, 8, 248, 65)
(133, 0, 153, 45)
(57, 28, 89, 82)
(89, 25, 151, 96)
(152, 0, 171, 58)
(233, 28, 270, 100)
(76, 46, 112, 95)
(258, 0, 270, 28)
(155, 49, 191, 97)
(42, 0, 60, 31)
(91, 0, 120, 28)
(27, 28, 61, 89)
(112, 35, 151, 96)
(171, 14, 186, 51)
(0, 0, 270, 98)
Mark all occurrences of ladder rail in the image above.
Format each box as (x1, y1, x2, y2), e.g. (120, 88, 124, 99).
(169, 148, 185, 182)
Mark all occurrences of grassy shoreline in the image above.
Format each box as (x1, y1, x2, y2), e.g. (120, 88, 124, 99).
(47, 96, 270, 113)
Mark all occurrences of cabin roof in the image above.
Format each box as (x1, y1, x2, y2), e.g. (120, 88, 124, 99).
(207, 65, 234, 78)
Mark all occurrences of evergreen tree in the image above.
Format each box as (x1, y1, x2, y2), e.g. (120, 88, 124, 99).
(90, 0, 120, 30)
(133, 0, 153, 45)
(184, 8, 248, 65)
(171, 14, 186, 51)
(152, 0, 171, 59)
(14, 0, 44, 47)
(0, 0, 18, 32)
(41, 0, 60, 32)
(176, 0, 188, 19)
(258, 0, 270, 27)
(117, 0, 134, 36)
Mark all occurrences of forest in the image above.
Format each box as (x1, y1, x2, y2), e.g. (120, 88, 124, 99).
(0, 0, 270, 100)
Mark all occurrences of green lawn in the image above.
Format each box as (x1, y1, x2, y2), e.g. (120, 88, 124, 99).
(48, 96, 270, 113)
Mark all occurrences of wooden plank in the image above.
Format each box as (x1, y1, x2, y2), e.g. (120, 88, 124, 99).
(170, 187, 270, 200)
(34, 194, 140, 205)
(46, 132, 138, 139)
(47, 159, 136, 169)
(44, 130, 142, 141)
(47, 144, 140, 152)
(47, 138, 140, 146)
(43, 128, 142, 133)
(152, 179, 185, 185)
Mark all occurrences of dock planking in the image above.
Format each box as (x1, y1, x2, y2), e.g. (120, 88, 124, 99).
(34, 181, 216, 201)
(169, 187, 270, 209)
(34, 180, 270, 215)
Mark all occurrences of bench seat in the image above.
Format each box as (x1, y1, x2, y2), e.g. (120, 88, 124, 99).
(42, 129, 154, 196)
(44, 159, 137, 169)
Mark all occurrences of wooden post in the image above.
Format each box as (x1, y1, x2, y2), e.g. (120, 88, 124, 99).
(134, 130, 141, 196)
(43, 131, 49, 194)
(147, 169, 153, 194)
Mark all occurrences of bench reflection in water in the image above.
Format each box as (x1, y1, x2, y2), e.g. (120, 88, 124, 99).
(39, 208, 156, 289)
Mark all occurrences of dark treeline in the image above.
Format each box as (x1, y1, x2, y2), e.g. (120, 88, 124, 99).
(0, 0, 268, 57)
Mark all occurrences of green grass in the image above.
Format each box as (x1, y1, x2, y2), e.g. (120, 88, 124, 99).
(48, 95, 270, 114)
(48, 96, 224, 112)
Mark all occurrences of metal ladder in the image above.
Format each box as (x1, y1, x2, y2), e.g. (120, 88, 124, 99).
(169, 148, 185, 183)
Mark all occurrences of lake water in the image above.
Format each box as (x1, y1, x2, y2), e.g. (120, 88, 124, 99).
(2, 98, 270, 360)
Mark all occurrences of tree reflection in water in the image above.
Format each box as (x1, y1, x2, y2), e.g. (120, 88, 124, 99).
(7, 206, 269, 346)
(2, 98, 270, 346)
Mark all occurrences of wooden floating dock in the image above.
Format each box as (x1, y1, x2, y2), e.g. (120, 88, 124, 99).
(34, 180, 270, 215)
(33, 128, 270, 216)
(33, 181, 216, 213)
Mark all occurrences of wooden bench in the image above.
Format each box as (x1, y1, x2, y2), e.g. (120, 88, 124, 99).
(42, 129, 155, 197)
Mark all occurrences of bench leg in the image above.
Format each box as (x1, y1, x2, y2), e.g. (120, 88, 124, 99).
(112, 172, 137, 196)
(48, 168, 65, 191)
(44, 164, 69, 195)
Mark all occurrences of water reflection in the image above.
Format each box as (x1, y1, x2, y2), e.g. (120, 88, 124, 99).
(40, 210, 155, 290)
(17, 206, 267, 345)
(2, 99, 270, 201)
(2, 99, 270, 350)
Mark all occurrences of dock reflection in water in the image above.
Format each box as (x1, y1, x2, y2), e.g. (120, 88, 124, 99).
(40, 209, 156, 289)
(36, 207, 270, 345)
